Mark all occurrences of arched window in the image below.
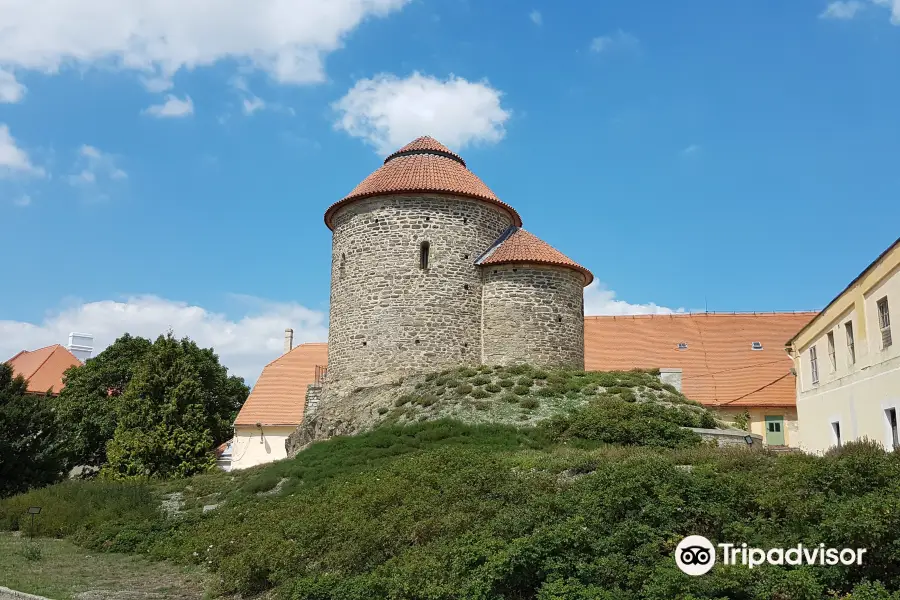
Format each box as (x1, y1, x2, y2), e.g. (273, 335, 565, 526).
(420, 241, 430, 270)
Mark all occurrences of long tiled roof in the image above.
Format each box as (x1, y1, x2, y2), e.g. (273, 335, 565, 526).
(233, 343, 328, 426)
(584, 312, 817, 407)
(477, 227, 594, 286)
(242, 314, 814, 425)
(5, 344, 82, 395)
(324, 136, 523, 230)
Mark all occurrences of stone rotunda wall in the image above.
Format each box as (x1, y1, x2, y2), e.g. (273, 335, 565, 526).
(326, 193, 514, 392)
(481, 263, 586, 368)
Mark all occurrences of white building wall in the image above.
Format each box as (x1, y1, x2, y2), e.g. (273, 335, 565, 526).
(230, 425, 296, 470)
(795, 260, 900, 453)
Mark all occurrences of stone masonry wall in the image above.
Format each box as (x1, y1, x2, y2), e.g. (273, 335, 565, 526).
(481, 264, 585, 369)
(327, 193, 514, 392)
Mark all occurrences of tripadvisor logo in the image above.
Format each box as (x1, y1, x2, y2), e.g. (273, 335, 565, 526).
(675, 535, 867, 576)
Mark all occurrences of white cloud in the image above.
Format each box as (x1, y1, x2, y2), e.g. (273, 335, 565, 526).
(821, 0, 900, 22)
(584, 282, 685, 316)
(144, 94, 194, 118)
(0, 295, 329, 385)
(590, 30, 640, 54)
(0, 0, 412, 91)
(242, 96, 266, 115)
(0, 124, 44, 177)
(12, 194, 31, 207)
(820, 1, 866, 18)
(333, 72, 511, 155)
(68, 144, 127, 193)
(529, 10, 543, 25)
(871, 0, 900, 23)
(0, 69, 26, 103)
(680, 144, 700, 156)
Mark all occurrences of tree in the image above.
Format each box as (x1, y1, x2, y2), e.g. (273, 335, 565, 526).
(55, 334, 152, 467)
(102, 333, 249, 479)
(0, 364, 67, 497)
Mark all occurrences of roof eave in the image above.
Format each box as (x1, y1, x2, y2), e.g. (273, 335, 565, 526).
(323, 190, 523, 231)
(479, 259, 594, 287)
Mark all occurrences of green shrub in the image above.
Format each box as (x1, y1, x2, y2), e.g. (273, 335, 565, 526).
(516, 376, 534, 387)
(455, 383, 473, 396)
(473, 401, 489, 411)
(415, 382, 425, 389)
(472, 375, 491, 386)
(537, 387, 560, 398)
(433, 377, 447, 386)
(477, 365, 493, 374)
(505, 364, 532, 375)
(18, 542, 42, 561)
(415, 394, 438, 407)
(607, 386, 629, 395)
(565, 390, 581, 399)
(444, 379, 460, 388)
(377, 407, 389, 415)
(395, 395, 413, 407)
(485, 383, 501, 393)
(520, 398, 539, 410)
(424, 372, 438, 381)
(618, 390, 636, 402)
(512, 385, 531, 396)
(565, 380, 582, 393)
(501, 393, 519, 404)
(531, 370, 549, 380)
(498, 379, 514, 388)
(457, 367, 478, 378)
(470, 388, 490, 399)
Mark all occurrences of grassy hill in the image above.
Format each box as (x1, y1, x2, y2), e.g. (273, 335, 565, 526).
(3, 368, 900, 599)
(296, 365, 718, 446)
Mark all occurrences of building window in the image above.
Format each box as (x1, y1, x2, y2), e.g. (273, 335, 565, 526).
(886, 408, 899, 450)
(845, 321, 856, 365)
(810, 346, 819, 386)
(420, 241, 430, 270)
(877, 296, 892, 349)
(832, 421, 842, 448)
(827, 331, 836, 372)
(751, 341, 763, 351)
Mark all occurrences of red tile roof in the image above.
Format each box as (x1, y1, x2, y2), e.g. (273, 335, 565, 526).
(234, 343, 328, 426)
(584, 312, 817, 407)
(477, 227, 594, 285)
(5, 344, 82, 395)
(324, 136, 523, 230)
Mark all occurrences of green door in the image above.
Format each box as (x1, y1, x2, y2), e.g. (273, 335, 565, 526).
(765, 415, 785, 446)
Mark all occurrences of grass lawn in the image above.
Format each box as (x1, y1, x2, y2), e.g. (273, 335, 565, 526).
(0, 532, 211, 600)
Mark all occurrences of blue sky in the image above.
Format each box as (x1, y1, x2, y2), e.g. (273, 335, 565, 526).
(1, 0, 898, 381)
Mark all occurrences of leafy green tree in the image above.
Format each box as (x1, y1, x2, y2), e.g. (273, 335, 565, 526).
(102, 333, 249, 479)
(0, 364, 67, 496)
(55, 334, 152, 467)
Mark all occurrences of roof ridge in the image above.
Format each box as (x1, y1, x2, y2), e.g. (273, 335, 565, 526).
(584, 311, 820, 319)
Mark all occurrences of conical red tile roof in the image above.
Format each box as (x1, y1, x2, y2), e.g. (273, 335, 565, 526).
(324, 136, 522, 230)
(476, 227, 593, 286)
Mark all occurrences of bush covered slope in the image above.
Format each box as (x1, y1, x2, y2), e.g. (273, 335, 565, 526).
(299, 366, 718, 447)
(4, 394, 900, 599)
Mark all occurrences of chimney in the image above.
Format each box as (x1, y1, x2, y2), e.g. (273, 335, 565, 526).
(67, 332, 94, 363)
(284, 328, 294, 354)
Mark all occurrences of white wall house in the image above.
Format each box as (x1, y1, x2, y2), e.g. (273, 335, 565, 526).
(229, 329, 328, 471)
(788, 238, 900, 454)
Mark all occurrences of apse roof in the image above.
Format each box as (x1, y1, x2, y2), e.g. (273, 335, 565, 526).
(476, 226, 594, 286)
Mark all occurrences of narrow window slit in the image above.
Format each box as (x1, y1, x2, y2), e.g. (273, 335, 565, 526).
(420, 241, 430, 269)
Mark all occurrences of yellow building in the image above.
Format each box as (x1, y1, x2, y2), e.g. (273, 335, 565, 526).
(787, 237, 900, 454)
(230, 335, 328, 470)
